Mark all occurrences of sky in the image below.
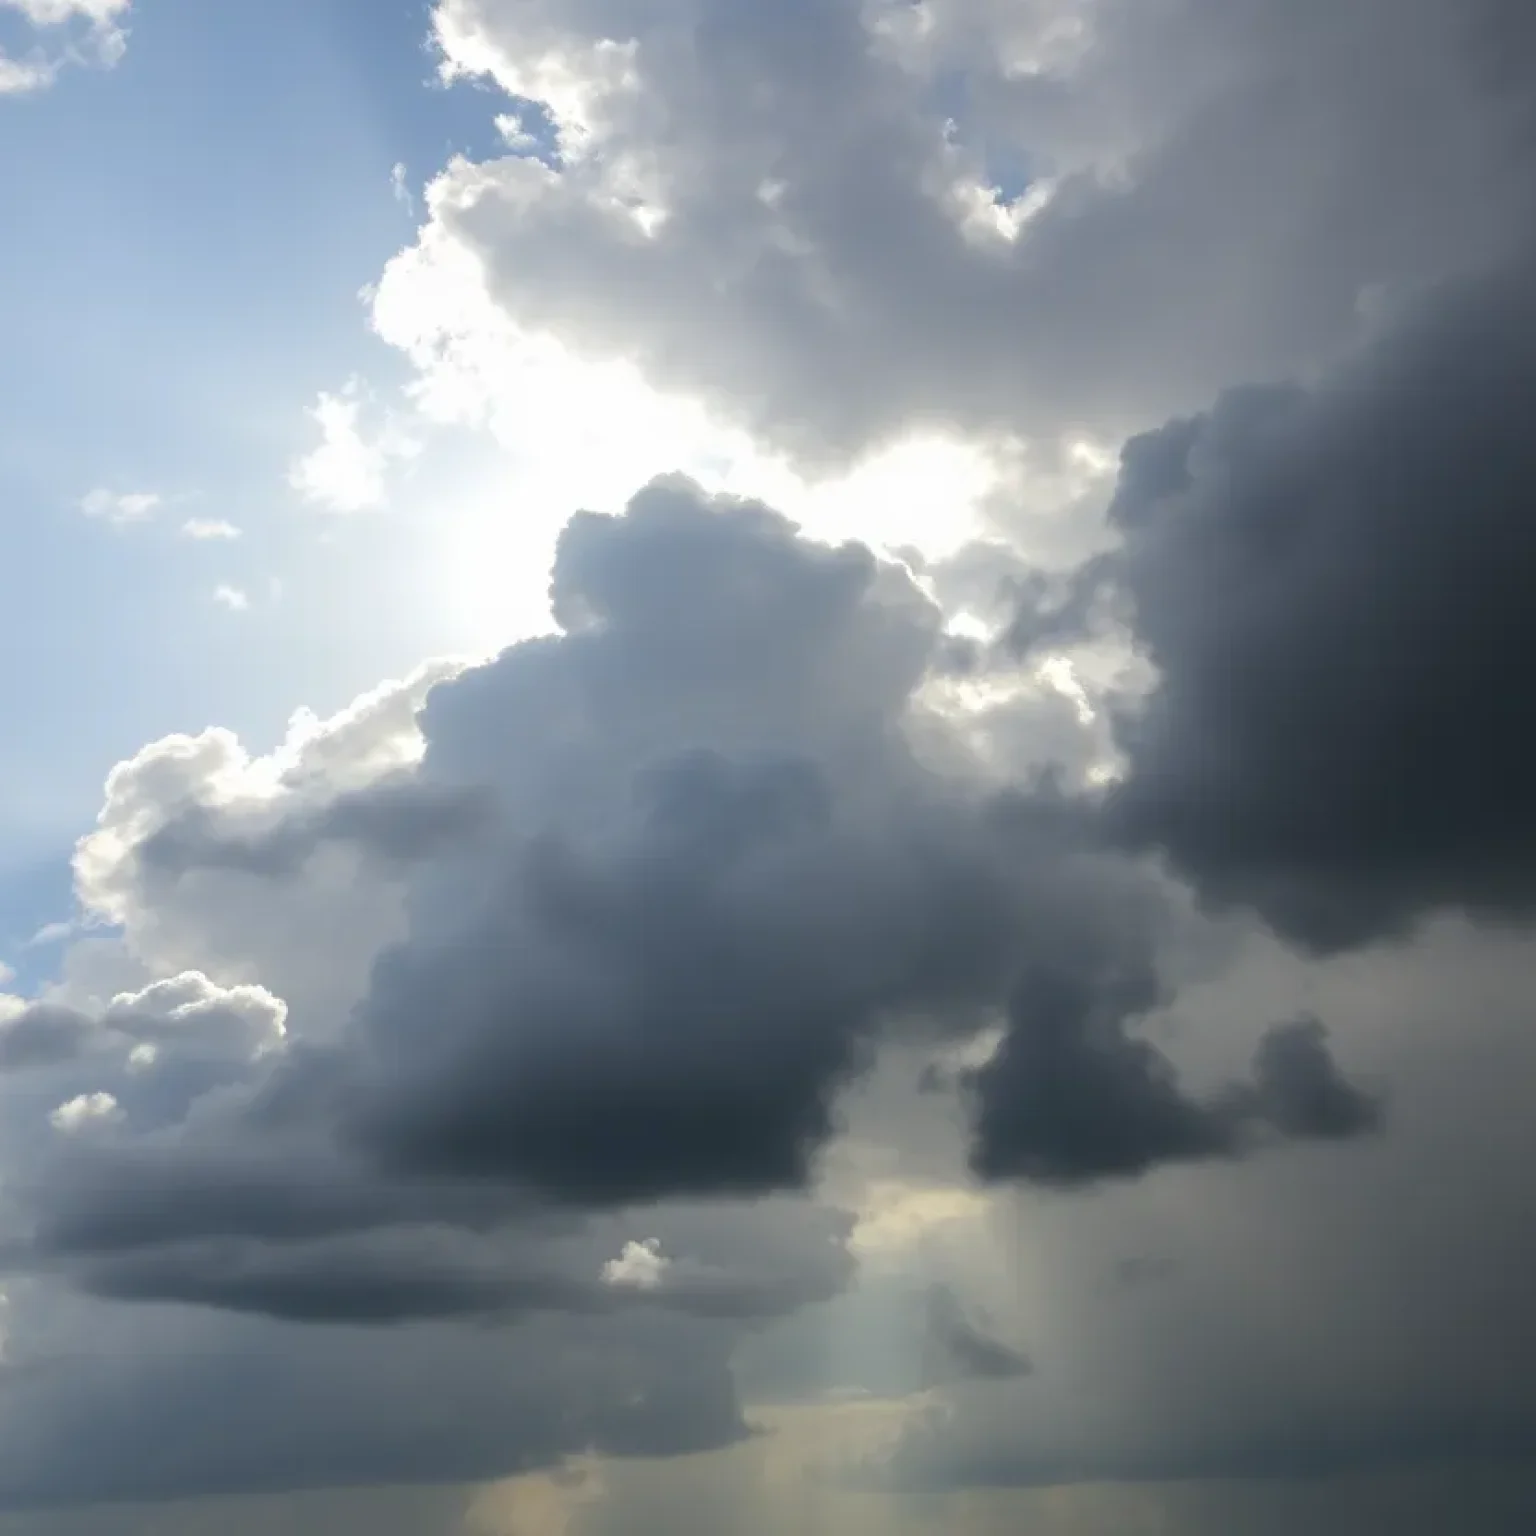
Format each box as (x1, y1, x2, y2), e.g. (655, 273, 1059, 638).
(1, 1, 1535, 1532)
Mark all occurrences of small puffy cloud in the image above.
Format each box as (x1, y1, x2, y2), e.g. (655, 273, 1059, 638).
(0, 0, 129, 93)
(212, 584, 250, 612)
(0, 52, 52, 92)
(288, 382, 419, 513)
(180, 517, 241, 541)
(77, 487, 159, 526)
(604, 1239, 669, 1292)
(49, 1091, 121, 1132)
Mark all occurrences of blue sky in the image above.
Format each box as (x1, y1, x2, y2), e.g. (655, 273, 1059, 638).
(0, 0, 509, 968)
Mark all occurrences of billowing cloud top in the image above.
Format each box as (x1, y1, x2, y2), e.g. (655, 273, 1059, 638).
(4, 482, 1371, 1334)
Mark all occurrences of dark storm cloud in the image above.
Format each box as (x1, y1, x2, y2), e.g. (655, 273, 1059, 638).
(64, 1220, 852, 1328)
(35, 1162, 856, 1328)
(32, 1138, 519, 1257)
(1241, 1015, 1382, 1141)
(970, 967, 1377, 1184)
(339, 481, 1372, 1211)
(9, 482, 1374, 1328)
(0, 1304, 754, 1508)
(346, 750, 1025, 1206)
(1087, 258, 1536, 949)
(71, 1238, 580, 1325)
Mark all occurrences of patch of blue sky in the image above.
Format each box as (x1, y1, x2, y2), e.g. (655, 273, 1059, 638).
(0, 853, 83, 994)
(931, 63, 1038, 207)
(0, 0, 513, 981)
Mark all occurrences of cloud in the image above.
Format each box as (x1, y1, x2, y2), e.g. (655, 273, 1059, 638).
(390, 160, 415, 214)
(1071, 256, 1536, 949)
(70, 660, 466, 1024)
(288, 384, 419, 513)
(922, 1283, 1031, 1386)
(181, 518, 242, 541)
(77, 487, 159, 526)
(848, 918, 1536, 1495)
(0, 481, 1373, 1355)
(48, 1091, 121, 1132)
(602, 1238, 669, 1292)
(212, 584, 250, 612)
(135, 779, 495, 882)
(330, 483, 1365, 1208)
(0, 1002, 97, 1070)
(0, 0, 129, 94)
(9, 0, 1536, 1514)
(381, 0, 1536, 465)
(971, 987, 1377, 1185)
(0, 972, 287, 1119)
(0, 1291, 759, 1506)
(0, 52, 53, 93)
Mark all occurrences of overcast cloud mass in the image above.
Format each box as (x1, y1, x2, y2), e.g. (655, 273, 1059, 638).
(1, 1, 1534, 1532)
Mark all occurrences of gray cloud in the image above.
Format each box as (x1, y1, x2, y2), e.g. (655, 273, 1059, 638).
(4, 482, 1373, 1338)
(404, 0, 1536, 462)
(0, 1298, 752, 1508)
(1241, 1016, 1383, 1141)
(0, 1006, 97, 1072)
(971, 971, 1378, 1184)
(137, 781, 495, 883)
(10, 0, 1536, 1518)
(63, 1202, 854, 1328)
(843, 917, 1536, 1496)
(1087, 257, 1536, 949)
(923, 1283, 1032, 1385)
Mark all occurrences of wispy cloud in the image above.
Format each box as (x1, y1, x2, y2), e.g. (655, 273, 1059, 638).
(212, 584, 250, 612)
(78, 487, 160, 526)
(288, 380, 419, 514)
(180, 518, 242, 541)
(390, 161, 415, 215)
(26, 920, 72, 948)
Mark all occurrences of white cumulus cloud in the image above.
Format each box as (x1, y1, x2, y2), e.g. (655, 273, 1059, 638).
(0, 0, 130, 94)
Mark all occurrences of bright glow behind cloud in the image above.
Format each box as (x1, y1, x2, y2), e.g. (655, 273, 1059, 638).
(288, 383, 420, 514)
(368, 178, 1010, 650)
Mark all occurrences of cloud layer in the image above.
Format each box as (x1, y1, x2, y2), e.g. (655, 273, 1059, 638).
(2, 482, 1375, 1362)
(5, 0, 1536, 1521)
